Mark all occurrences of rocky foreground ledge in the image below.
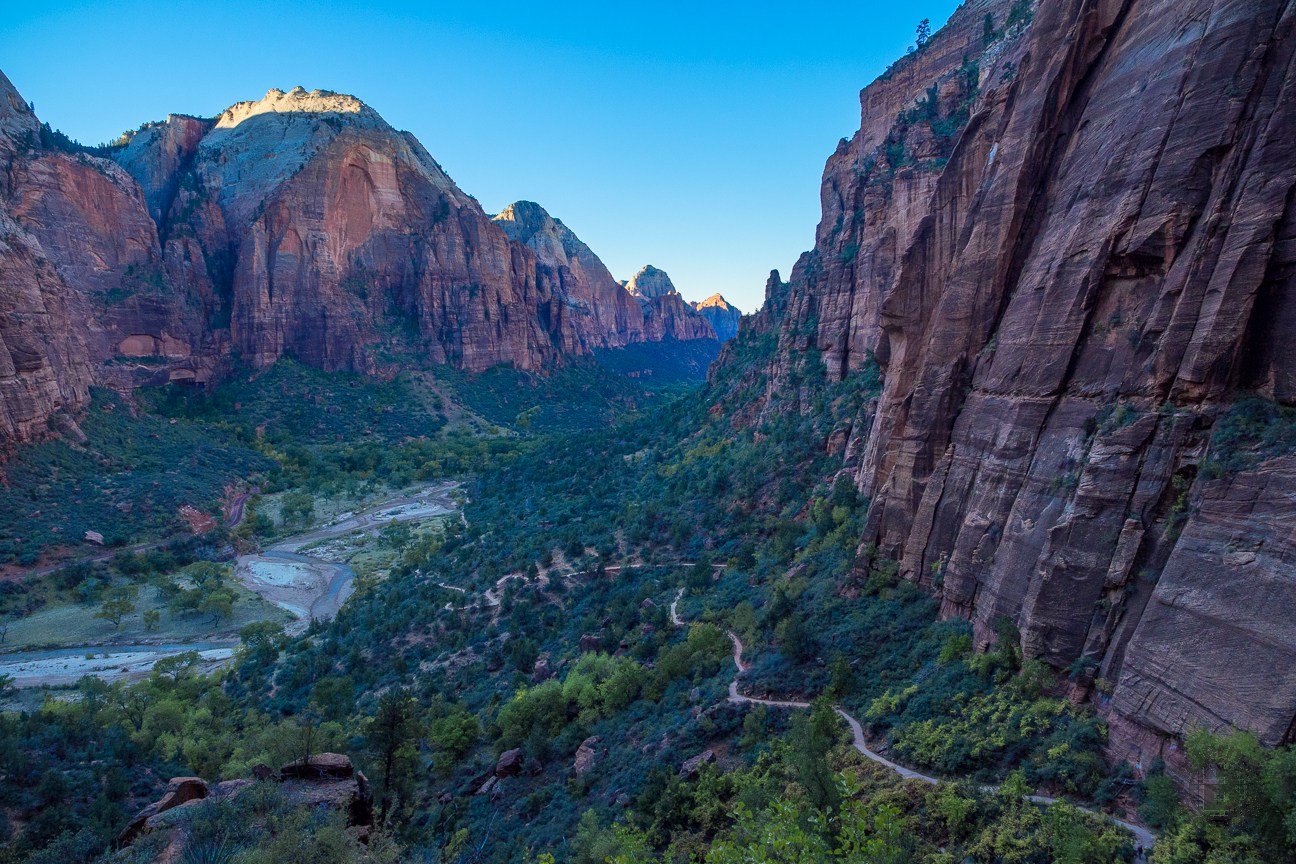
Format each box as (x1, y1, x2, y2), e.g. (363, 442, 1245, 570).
(118, 753, 373, 858)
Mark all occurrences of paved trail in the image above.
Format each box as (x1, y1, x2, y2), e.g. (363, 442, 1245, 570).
(669, 587, 1156, 849)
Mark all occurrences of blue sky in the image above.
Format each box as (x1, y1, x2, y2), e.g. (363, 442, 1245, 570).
(1, 0, 959, 312)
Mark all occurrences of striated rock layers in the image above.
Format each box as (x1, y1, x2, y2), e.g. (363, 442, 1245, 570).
(0, 78, 716, 445)
(492, 202, 716, 349)
(624, 265, 717, 343)
(0, 70, 211, 444)
(731, 0, 1296, 773)
(692, 294, 742, 342)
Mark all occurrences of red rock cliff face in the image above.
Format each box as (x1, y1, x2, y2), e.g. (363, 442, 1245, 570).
(130, 88, 716, 373)
(739, 0, 1296, 769)
(692, 294, 742, 342)
(492, 201, 716, 350)
(0, 80, 717, 445)
(0, 71, 216, 443)
(625, 265, 717, 342)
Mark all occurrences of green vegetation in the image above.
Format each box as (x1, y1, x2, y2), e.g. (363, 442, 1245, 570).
(1143, 730, 1296, 864)
(0, 545, 286, 650)
(2, 331, 1290, 864)
(592, 339, 721, 387)
(0, 389, 271, 564)
(1205, 395, 1296, 475)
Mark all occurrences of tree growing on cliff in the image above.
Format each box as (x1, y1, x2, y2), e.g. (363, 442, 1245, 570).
(915, 18, 932, 47)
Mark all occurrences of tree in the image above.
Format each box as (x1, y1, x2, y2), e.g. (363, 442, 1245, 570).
(142, 609, 161, 632)
(915, 18, 932, 47)
(686, 556, 713, 591)
(777, 614, 816, 662)
(153, 651, 201, 683)
(280, 491, 315, 530)
(199, 587, 235, 626)
(365, 689, 425, 824)
(789, 698, 840, 814)
(707, 798, 830, 863)
(94, 587, 137, 629)
(428, 710, 479, 775)
(311, 676, 355, 722)
(1181, 730, 1296, 861)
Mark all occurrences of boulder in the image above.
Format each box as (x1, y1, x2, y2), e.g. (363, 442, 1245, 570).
(495, 748, 524, 777)
(280, 752, 355, 781)
(573, 736, 601, 776)
(212, 779, 255, 800)
(531, 656, 553, 682)
(679, 750, 716, 780)
(118, 776, 209, 845)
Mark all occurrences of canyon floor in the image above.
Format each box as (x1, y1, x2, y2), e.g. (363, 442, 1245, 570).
(0, 482, 459, 688)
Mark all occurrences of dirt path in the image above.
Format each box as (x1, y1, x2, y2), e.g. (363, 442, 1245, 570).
(226, 490, 253, 528)
(671, 587, 1156, 850)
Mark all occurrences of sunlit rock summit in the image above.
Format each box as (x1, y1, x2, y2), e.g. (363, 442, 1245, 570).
(0, 79, 717, 444)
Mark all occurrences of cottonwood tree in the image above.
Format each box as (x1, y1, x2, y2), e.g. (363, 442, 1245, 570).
(95, 586, 138, 629)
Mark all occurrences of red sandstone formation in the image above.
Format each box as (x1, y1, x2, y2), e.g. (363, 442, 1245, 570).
(727, 0, 1296, 774)
(0, 77, 716, 446)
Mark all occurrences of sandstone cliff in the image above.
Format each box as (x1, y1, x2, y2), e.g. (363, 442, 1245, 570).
(728, 0, 1296, 773)
(0, 70, 216, 444)
(0, 79, 716, 445)
(692, 294, 742, 342)
(625, 265, 717, 342)
(492, 201, 715, 349)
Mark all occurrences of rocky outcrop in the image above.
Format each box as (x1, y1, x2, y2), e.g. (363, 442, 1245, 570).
(692, 294, 742, 342)
(493, 201, 715, 349)
(113, 114, 213, 226)
(495, 748, 524, 777)
(625, 264, 675, 299)
(0, 70, 214, 445)
(679, 749, 716, 779)
(727, 0, 1296, 766)
(573, 736, 602, 776)
(119, 754, 374, 855)
(118, 776, 209, 846)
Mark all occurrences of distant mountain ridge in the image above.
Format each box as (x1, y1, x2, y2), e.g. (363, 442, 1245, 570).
(0, 77, 716, 445)
(691, 294, 742, 342)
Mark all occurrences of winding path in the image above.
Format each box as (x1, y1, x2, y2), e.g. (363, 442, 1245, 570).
(669, 588, 1155, 849)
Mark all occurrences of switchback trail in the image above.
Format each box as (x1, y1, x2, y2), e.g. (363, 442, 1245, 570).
(669, 588, 1156, 849)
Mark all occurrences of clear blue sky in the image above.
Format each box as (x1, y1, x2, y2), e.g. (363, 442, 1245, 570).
(1, 0, 959, 312)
